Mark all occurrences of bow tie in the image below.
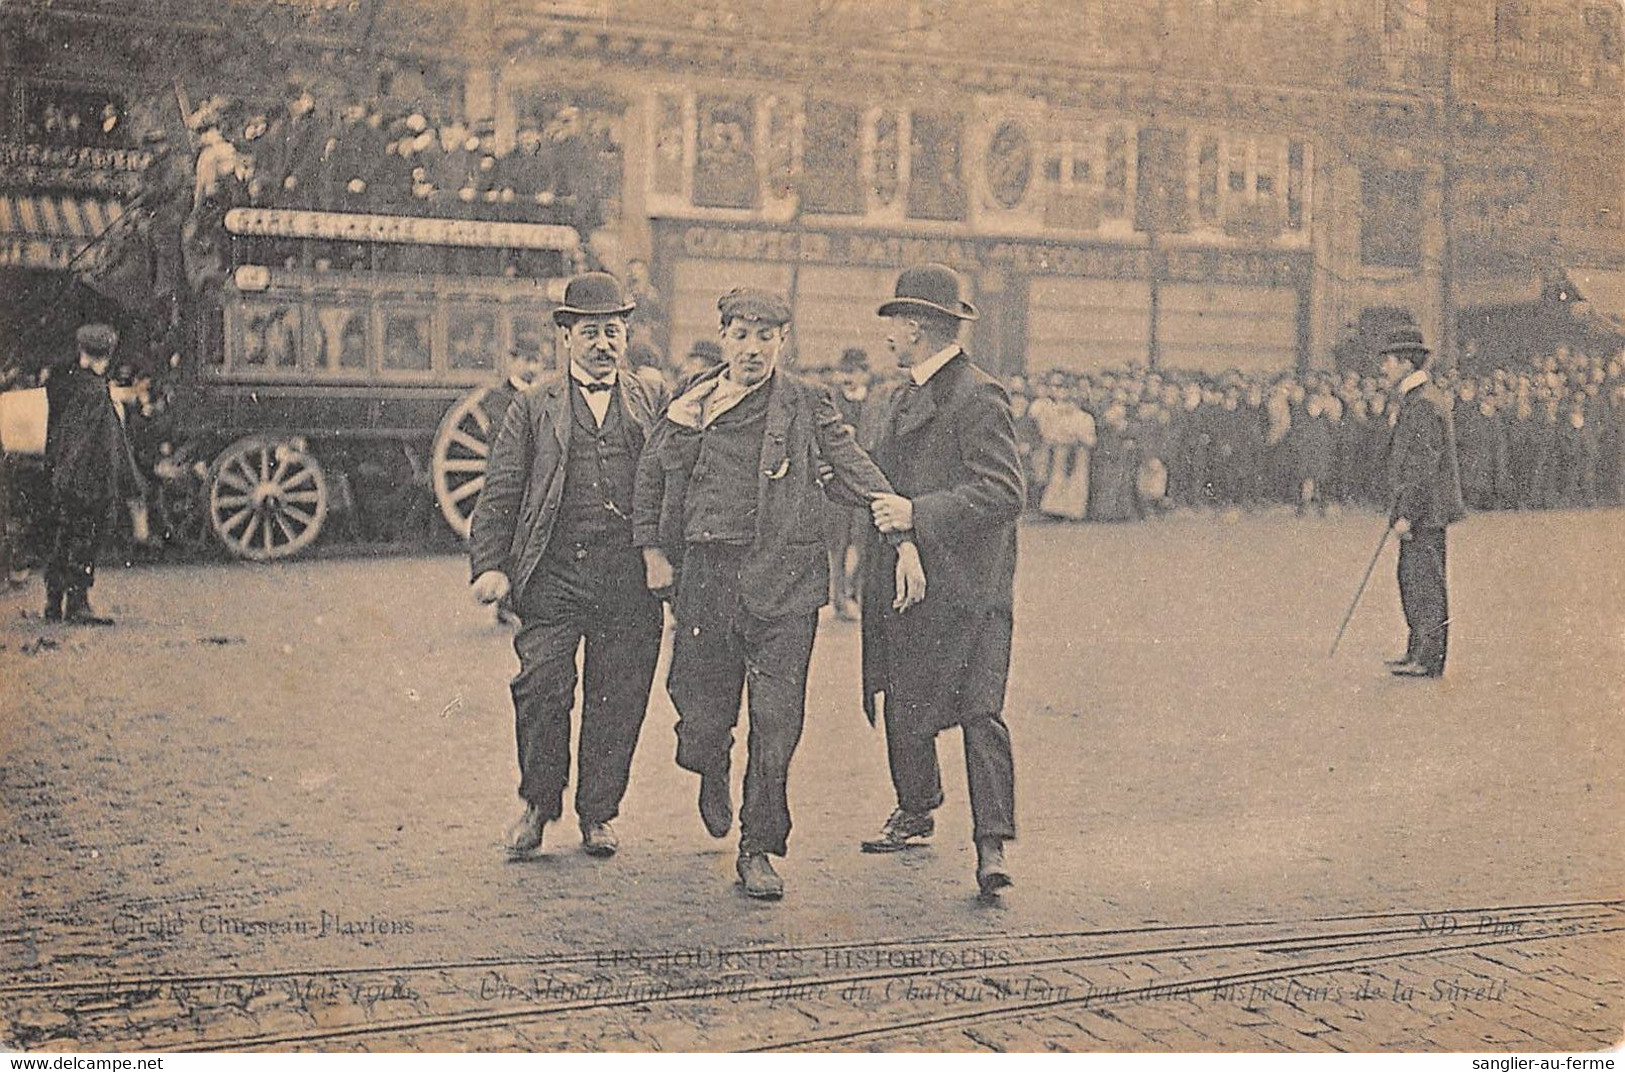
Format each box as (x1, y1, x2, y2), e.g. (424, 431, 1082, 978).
(577, 380, 614, 394)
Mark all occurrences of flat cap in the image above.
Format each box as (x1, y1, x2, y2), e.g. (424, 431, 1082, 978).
(75, 323, 119, 358)
(718, 287, 792, 326)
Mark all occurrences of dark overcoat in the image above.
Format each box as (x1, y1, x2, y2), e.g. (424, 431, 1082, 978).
(632, 365, 897, 620)
(1386, 382, 1466, 528)
(468, 369, 667, 600)
(860, 352, 1025, 732)
(45, 364, 143, 506)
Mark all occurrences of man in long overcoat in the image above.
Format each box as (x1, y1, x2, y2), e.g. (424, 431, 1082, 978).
(1380, 328, 1465, 679)
(635, 288, 924, 900)
(860, 264, 1025, 897)
(44, 324, 145, 624)
(468, 272, 667, 860)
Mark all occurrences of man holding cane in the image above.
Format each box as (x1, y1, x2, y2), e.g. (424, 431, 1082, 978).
(1379, 327, 1464, 679)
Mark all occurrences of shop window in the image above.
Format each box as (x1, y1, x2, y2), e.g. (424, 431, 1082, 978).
(907, 110, 967, 221)
(802, 100, 864, 215)
(1198, 137, 1221, 224)
(1360, 168, 1424, 268)
(1102, 125, 1130, 219)
(694, 96, 759, 210)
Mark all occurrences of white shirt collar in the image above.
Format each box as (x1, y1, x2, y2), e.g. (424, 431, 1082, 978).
(569, 362, 617, 388)
(910, 344, 961, 387)
(1398, 369, 1428, 396)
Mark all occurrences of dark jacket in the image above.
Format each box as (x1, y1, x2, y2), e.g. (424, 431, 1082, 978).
(861, 352, 1025, 730)
(46, 363, 143, 505)
(633, 365, 897, 620)
(468, 369, 667, 599)
(1387, 380, 1466, 528)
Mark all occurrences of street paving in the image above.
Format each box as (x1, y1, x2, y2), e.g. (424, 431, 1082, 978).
(2, 508, 1620, 1051)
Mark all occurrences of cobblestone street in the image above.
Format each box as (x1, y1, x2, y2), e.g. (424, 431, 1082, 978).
(2, 509, 1621, 1051)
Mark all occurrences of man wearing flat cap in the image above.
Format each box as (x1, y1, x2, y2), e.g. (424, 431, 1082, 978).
(44, 324, 145, 625)
(634, 288, 925, 900)
(469, 272, 668, 860)
(1379, 327, 1464, 679)
(860, 264, 1025, 898)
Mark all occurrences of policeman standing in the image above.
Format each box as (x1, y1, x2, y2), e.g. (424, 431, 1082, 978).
(468, 273, 666, 858)
(44, 324, 145, 625)
(634, 289, 924, 900)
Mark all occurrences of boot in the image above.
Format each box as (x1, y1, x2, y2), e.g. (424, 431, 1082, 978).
(975, 837, 1013, 897)
(736, 852, 784, 900)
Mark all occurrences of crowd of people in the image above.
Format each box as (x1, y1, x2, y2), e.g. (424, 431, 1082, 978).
(990, 346, 1625, 523)
(183, 81, 619, 232)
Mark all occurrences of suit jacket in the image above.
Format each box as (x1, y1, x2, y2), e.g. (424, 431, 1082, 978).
(633, 366, 896, 620)
(46, 364, 143, 506)
(860, 352, 1025, 730)
(469, 369, 667, 599)
(1387, 381, 1466, 528)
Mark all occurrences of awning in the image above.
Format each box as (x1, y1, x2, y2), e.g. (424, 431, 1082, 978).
(0, 194, 124, 270)
(1569, 267, 1625, 330)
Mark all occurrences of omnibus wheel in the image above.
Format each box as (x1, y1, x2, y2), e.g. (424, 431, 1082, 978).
(431, 386, 495, 540)
(208, 435, 329, 561)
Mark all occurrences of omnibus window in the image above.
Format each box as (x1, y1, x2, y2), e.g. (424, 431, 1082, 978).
(383, 311, 433, 372)
(511, 314, 552, 368)
(448, 310, 500, 371)
(240, 303, 302, 371)
(314, 306, 371, 372)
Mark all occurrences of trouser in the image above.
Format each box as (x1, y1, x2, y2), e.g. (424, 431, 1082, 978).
(1397, 525, 1449, 673)
(511, 541, 662, 825)
(46, 494, 109, 601)
(667, 543, 817, 857)
(885, 707, 1017, 843)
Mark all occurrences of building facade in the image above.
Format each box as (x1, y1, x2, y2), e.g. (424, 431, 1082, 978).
(3, 0, 1621, 375)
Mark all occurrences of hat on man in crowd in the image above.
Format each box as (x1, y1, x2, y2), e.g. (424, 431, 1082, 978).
(1379, 326, 1431, 357)
(838, 347, 869, 372)
(717, 287, 792, 327)
(878, 263, 979, 321)
(552, 272, 636, 325)
(76, 324, 119, 359)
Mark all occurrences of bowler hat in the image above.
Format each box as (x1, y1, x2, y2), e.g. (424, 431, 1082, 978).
(878, 263, 978, 321)
(552, 272, 636, 325)
(75, 324, 118, 359)
(718, 287, 791, 327)
(1378, 327, 1430, 356)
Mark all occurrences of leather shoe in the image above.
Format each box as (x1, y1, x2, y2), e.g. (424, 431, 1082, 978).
(861, 807, 934, 853)
(505, 803, 546, 858)
(1390, 663, 1443, 679)
(736, 852, 784, 900)
(580, 820, 618, 857)
(699, 773, 732, 839)
(976, 838, 1013, 896)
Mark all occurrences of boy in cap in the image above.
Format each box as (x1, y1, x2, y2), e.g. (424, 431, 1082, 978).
(634, 288, 924, 900)
(44, 324, 145, 625)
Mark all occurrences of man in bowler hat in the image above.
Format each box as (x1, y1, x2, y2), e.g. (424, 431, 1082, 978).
(860, 264, 1025, 897)
(469, 272, 667, 858)
(44, 324, 145, 625)
(1380, 327, 1465, 678)
(634, 288, 925, 900)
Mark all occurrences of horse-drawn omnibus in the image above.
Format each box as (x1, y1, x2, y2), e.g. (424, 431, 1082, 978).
(159, 205, 575, 560)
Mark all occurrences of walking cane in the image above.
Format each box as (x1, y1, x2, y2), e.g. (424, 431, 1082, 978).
(1328, 523, 1393, 657)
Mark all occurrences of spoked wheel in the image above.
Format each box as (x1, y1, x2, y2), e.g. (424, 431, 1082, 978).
(432, 386, 495, 540)
(208, 436, 329, 561)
